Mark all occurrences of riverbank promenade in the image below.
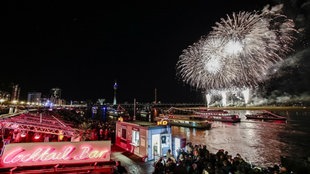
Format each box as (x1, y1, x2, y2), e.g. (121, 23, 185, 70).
(111, 144, 154, 174)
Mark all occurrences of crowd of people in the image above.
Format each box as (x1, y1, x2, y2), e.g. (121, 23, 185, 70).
(152, 142, 290, 174)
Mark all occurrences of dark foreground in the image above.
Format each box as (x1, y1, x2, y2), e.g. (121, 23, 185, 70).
(1, 144, 310, 174)
(0, 144, 154, 174)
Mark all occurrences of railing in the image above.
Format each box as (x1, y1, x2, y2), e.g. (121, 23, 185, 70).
(1, 161, 115, 174)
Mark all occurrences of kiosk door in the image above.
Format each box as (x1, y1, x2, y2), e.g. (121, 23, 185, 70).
(151, 134, 160, 160)
(160, 134, 171, 157)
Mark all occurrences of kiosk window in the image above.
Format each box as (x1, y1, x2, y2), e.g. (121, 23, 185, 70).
(132, 130, 140, 145)
(121, 128, 126, 139)
(161, 135, 166, 144)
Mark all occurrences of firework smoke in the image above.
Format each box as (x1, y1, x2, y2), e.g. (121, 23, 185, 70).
(176, 4, 297, 92)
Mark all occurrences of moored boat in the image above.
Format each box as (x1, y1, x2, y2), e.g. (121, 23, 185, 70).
(156, 114, 212, 129)
(245, 110, 287, 121)
(166, 107, 240, 123)
(106, 105, 130, 121)
(193, 109, 241, 123)
(198, 114, 241, 123)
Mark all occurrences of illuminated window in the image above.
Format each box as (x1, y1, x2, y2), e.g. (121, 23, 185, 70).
(132, 130, 140, 146)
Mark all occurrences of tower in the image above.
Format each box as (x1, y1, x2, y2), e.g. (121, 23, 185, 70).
(50, 88, 61, 105)
(113, 81, 118, 105)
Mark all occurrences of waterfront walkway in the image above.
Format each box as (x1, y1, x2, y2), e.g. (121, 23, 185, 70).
(111, 144, 154, 174)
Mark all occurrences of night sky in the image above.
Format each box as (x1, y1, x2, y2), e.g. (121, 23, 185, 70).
(2, 0, 310, 103)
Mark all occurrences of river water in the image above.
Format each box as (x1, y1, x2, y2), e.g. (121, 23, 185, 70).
(171, 109, 310, 168)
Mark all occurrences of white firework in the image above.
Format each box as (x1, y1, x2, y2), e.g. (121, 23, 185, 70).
(176, 4, 297, 92)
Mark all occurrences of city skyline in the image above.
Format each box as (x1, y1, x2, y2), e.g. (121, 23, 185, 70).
(2, 0, 310, 103)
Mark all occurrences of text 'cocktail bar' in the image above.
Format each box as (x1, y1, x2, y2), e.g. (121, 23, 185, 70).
(0, 110, 114, 173)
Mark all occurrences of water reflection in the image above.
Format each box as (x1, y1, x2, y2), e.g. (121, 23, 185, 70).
(171, 110, 310, 168)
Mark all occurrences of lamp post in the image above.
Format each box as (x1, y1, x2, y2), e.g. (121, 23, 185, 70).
(10, 100, 18, 114)
(133, 98, 136, 121)
(0, 99, 5, 106)
(0, 99, 5, 114)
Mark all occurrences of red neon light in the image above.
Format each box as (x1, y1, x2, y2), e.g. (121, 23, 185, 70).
(2, 145, 109, 165)
(34, 134, 41, 139)
(1, 141, 111, 168)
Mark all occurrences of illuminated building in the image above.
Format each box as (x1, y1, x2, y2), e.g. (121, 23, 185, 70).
(50, 88, 62, 105)
(11, 84, 20, 102)
(115, 120, 172, 162)
(27, 92, 42, 105)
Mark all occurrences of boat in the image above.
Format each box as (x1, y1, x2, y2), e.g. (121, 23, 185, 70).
(107, 105, 130, 120)
(166, 107, 240, 123)
(245, 110, 287, 121)
(197, 114, 241, 123)
(193, 109, 241, 123)
(194, 109, 229, 115)
(156, 114, 212, 129)
(136, 108, 151, 122)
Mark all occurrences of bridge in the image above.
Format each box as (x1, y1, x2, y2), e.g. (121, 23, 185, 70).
(27, 103, 207, 112)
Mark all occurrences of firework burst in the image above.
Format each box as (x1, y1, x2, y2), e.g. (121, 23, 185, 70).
(176, 4, 297, 92)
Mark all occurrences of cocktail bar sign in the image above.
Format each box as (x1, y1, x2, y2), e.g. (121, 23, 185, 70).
(0, 141, 111, 168)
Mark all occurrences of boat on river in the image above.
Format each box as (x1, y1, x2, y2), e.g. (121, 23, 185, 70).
(156, 114, 212, 129)
(106, 105, 130, 120)
(197, 114, 241, 123)
(245, 110, 287, 121)
(166, 107, 240, 123)
(193, 109, 241, 123)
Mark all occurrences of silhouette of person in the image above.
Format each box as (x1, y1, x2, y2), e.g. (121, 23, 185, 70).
(113, 161, 127, 174)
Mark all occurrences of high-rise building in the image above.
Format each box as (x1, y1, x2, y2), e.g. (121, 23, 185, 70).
(11, 84, 20, 101)
(0, 91, 10, 101)
(27, 92, 42, 104)
(50, 88, 62, 105)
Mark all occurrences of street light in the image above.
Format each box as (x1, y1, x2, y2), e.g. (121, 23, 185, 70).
(0, 99, 5, 113)
(0, 99, 5, 105)
(11, 100, 18, 113)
